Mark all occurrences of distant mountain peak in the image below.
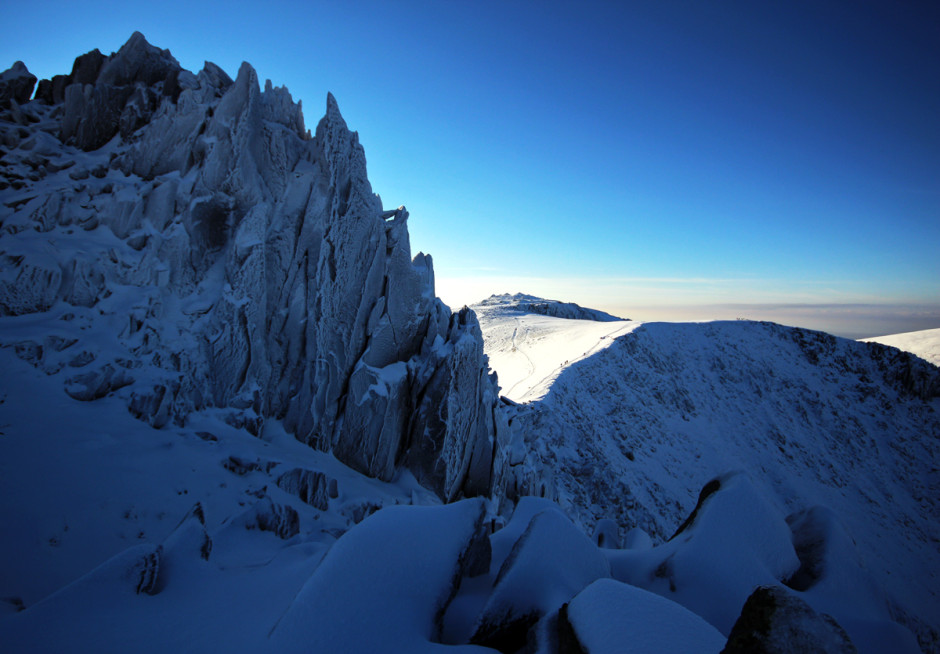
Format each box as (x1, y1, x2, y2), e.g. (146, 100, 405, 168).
(474, 293, 627, 322)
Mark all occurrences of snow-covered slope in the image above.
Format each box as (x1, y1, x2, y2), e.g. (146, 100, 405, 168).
(472, 294, 637, 401)
(485, 311, 939, 650)
(862, 328, 940, 367)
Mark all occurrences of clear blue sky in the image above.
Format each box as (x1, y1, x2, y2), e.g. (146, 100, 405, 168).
(2, 1, 938, 338)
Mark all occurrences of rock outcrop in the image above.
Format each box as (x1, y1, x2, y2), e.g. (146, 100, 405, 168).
(722, 586, 857, 654)
(0, 62, 37, 109)
(0, 33, 506, 502)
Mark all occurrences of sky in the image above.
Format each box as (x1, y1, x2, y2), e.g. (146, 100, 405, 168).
(1, 0, 938, 338)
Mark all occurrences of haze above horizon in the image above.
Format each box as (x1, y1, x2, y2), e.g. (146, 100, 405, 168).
(2, 0, 937, 339)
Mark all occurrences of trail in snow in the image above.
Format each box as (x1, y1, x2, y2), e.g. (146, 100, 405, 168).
(471, 302, 639, 402)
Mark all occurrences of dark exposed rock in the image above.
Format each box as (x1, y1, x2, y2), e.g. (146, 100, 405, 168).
(722, 585, 857, 654)
(592, 518, 621, 549)
(60, 81, 136, 150)
(556, 603, 589, 654)
(669, 477, 721, 541)
(96, 32, 179, 88)
(57, 33, 180, 150)
(127, 383, 173, 428)
(248, 496, 299, 539)
(784, 507, 830, 592)
(65, 364, 134, 401)
(341, 500, 383, 525)
(276, 468, 335, 510)
(128, 545, 162, 595)
(34, 75, 70, 105)
(69, 49, 107, 86)
(222, 455, 273, 476)
(0, 596, 26, 614)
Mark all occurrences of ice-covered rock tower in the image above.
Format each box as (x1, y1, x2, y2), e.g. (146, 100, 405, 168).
(0, 33, 506, 501)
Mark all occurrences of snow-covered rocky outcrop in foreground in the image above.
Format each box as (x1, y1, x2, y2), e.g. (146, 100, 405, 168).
(3, 35, 939, 654)
(476, 294, 939, 652)
(0, 33, 505, 502)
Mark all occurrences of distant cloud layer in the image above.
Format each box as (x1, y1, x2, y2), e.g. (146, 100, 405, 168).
(620, 303, 940, 340)
(437, 275, 940, 340)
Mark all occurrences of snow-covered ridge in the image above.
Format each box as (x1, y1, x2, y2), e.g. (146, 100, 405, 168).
(485, 308, 939, 650)
(475, 292, 626, 322)
(862, 327, 940, 368)
(0, 32, 506, 502)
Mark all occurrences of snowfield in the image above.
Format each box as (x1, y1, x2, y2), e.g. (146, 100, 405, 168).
(862, 327, 940, 367)
(471, 294, 638, 401)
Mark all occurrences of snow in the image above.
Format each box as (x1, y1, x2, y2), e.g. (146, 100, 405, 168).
(471, 295, 639, 401)
(269, 500, 489, 653)
(605, 472, 801, 635)
(477, 296, 938, 650)
(0, 344, 486, 652)
(565, 578, 725, 654)
(2, 35, 938, 654)
(862, 327, 940, 367)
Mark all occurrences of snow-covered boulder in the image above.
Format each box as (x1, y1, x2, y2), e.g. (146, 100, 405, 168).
(560, 578, 725, 654)
(604, 473, 923, 653)
(268, 499, 491, 653)
(471, 508, 610, 651)
(607, 472, 800, 635)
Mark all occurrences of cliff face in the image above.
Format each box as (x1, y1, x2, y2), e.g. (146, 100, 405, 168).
(0, 33, 505, 500)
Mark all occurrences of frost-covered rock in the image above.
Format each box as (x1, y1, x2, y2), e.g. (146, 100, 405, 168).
(722, 585, 857, 654)
(275, 467, 337, 511)
(0, 32, 506, 503)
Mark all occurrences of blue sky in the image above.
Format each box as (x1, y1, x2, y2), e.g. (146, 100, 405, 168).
(2, 1, 938, 338)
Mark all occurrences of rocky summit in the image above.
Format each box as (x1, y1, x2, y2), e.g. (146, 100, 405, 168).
(0, 32, 506, 501)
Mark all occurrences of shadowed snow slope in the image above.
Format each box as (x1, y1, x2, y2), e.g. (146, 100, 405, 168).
(478, 304, 939, 650)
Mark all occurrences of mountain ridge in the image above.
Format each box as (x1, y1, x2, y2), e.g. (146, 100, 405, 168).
(2, 34, 938, 654)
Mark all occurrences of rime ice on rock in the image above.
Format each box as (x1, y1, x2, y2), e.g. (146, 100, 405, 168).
(0, 32, 506, 502)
